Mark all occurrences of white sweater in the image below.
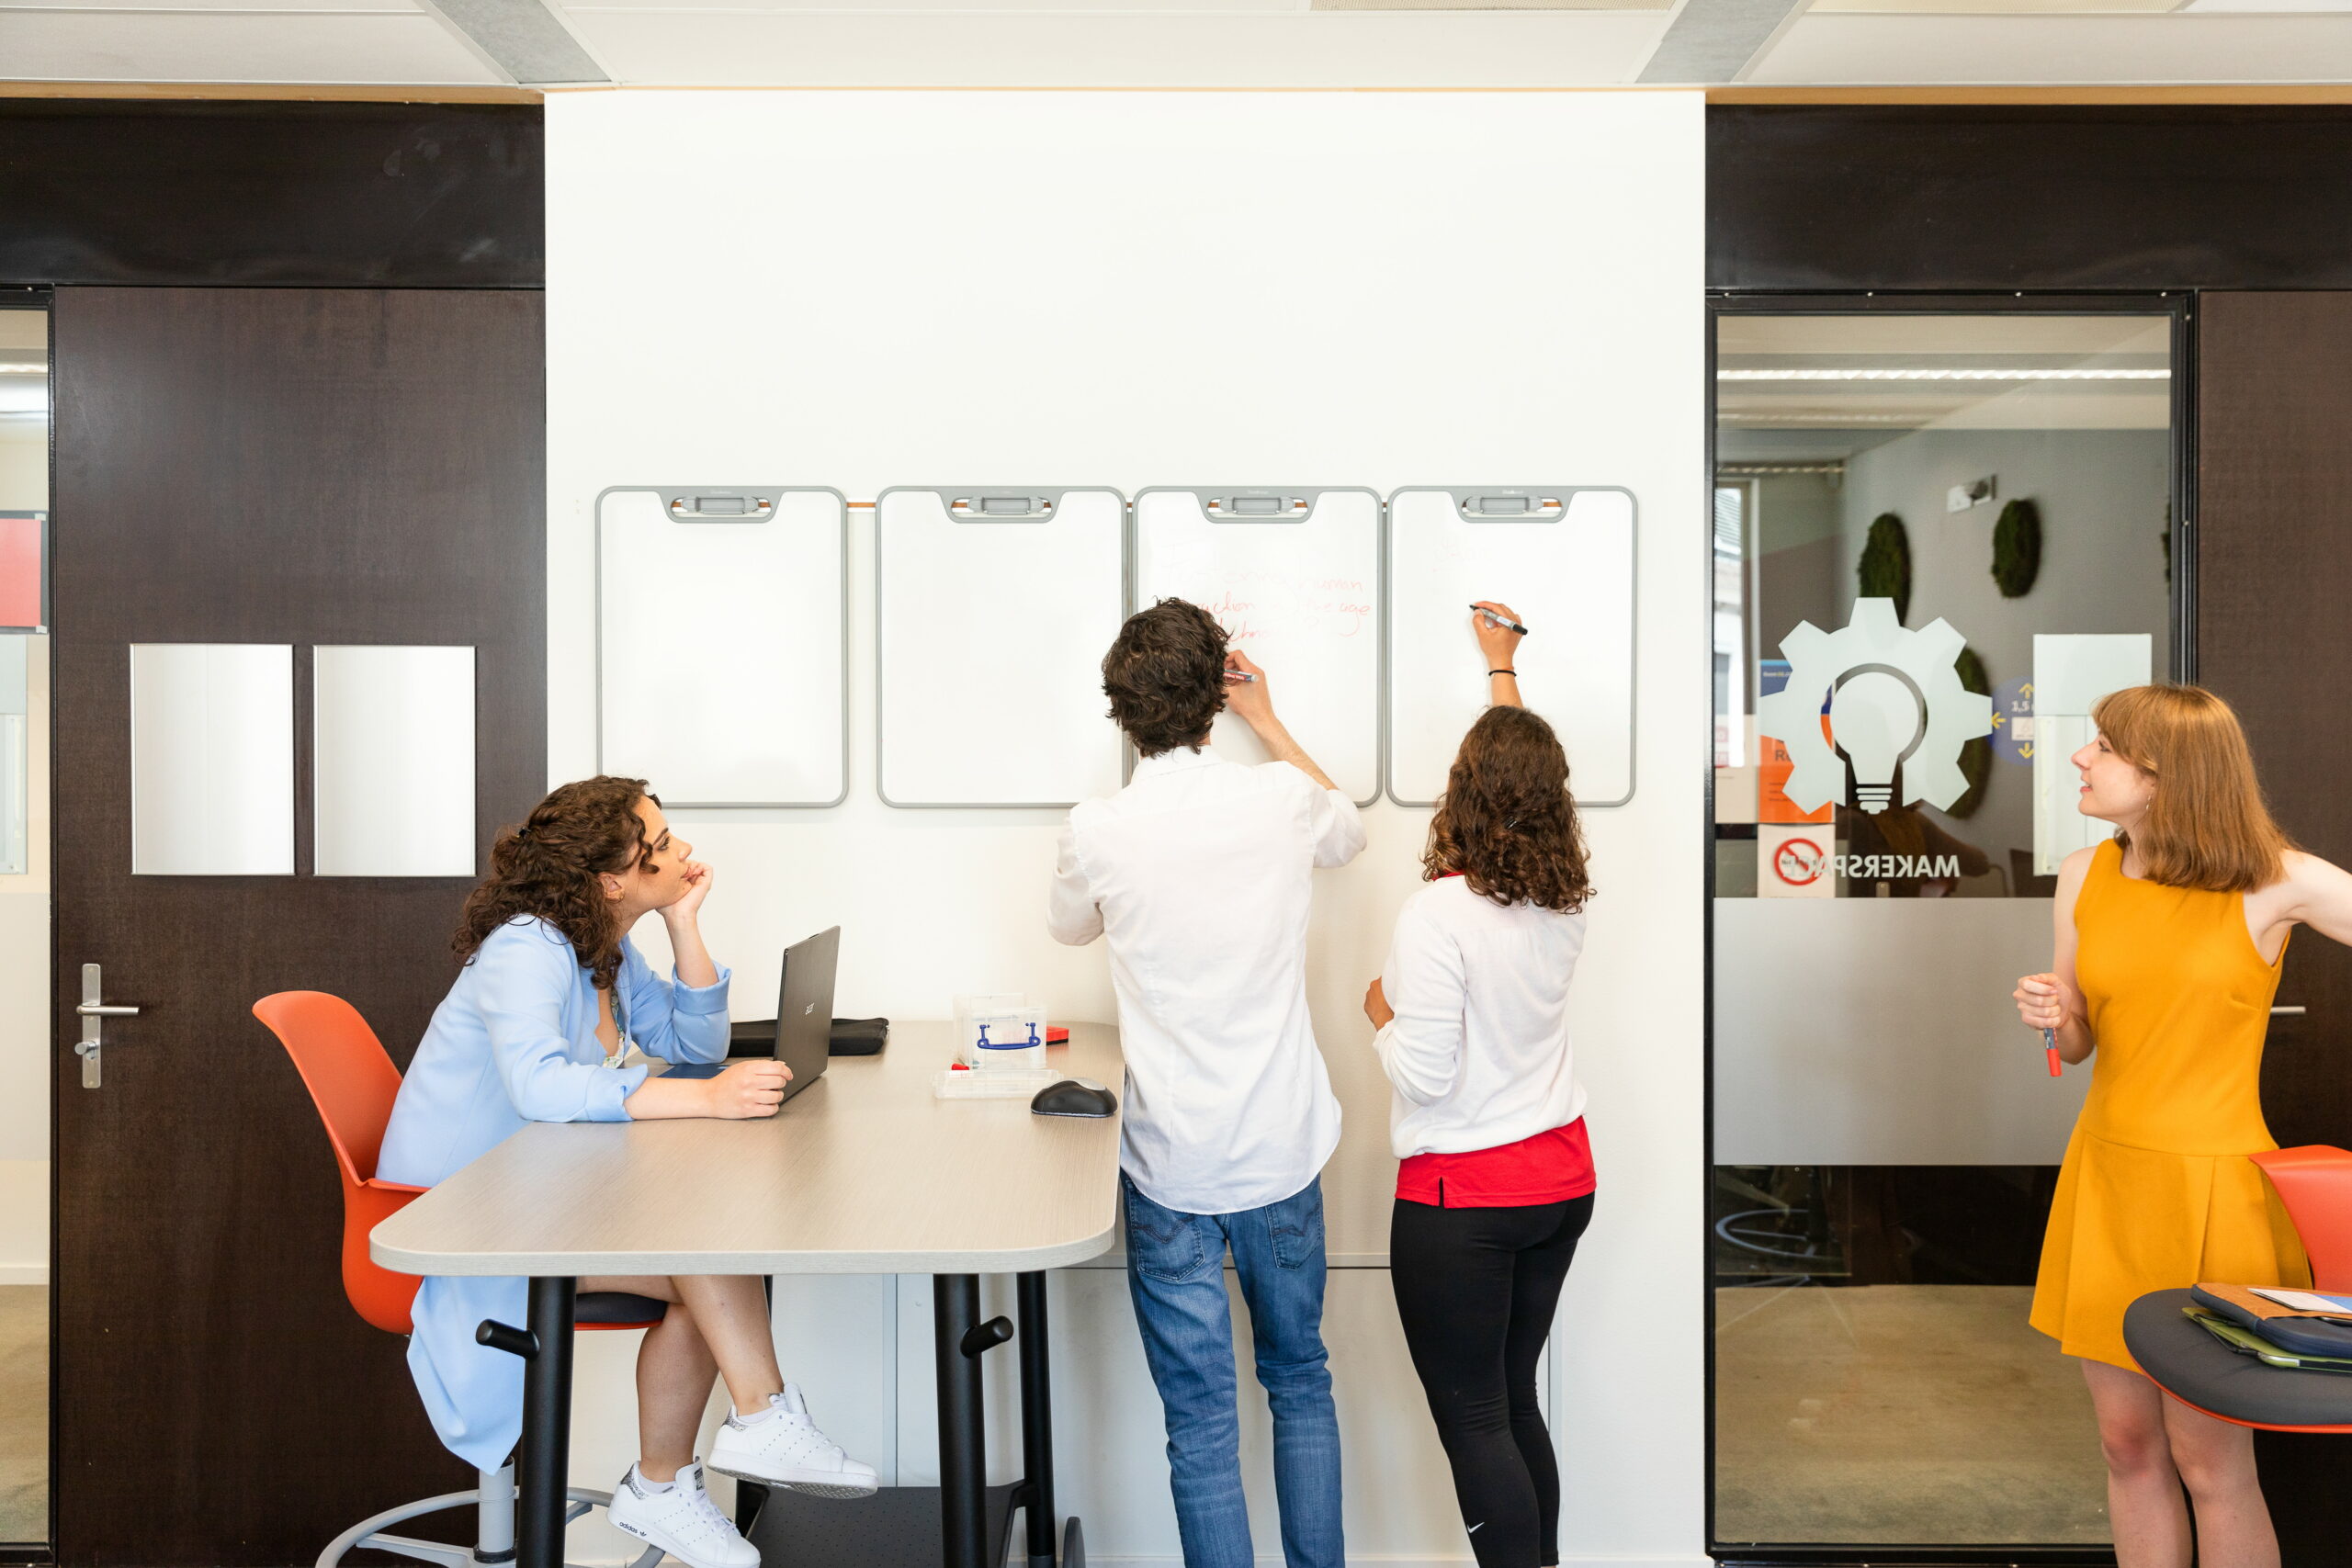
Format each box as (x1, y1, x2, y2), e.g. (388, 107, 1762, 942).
(1371, 876, 1589, 1160)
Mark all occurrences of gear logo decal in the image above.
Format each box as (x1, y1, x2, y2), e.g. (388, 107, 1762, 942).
(1756, 598, 1994, 815)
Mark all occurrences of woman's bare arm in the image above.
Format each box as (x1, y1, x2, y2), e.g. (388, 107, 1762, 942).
(2015, 846, 2098, 1065)
(2255, 850, 2352, 953)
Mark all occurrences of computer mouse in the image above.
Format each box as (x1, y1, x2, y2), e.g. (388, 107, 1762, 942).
(1031, 1077, 1117, 1119)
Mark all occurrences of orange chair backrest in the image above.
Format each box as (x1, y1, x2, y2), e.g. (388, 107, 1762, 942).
(254, 991, 424, 1336)
(2252, 1145, 2352, 1293)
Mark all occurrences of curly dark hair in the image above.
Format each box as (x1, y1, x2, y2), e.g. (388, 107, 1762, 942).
(454, 776, 662, 991)
(1422, 707, 1592, 913)
(1102, 598, 1230, 757)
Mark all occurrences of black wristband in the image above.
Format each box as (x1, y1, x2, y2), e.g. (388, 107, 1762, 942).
(1488, 669, 1516, 676)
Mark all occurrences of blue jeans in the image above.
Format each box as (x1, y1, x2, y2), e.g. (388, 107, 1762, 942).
(1122, 1172, 1344, 1568)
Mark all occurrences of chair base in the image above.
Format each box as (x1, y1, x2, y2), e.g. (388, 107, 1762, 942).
(319, 1465, 663, 1568)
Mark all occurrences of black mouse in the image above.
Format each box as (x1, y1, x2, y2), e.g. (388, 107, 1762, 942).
(1031, 1077, 1117, 1119)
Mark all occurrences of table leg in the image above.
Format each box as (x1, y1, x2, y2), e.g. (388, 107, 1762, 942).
(1016, 1272, 1057, 1568)
(518, 1275, 577, 1568)
(933, 1274, 988, 1568)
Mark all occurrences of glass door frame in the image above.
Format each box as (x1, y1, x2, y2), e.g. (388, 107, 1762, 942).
(1702, 289, 2197, 1565)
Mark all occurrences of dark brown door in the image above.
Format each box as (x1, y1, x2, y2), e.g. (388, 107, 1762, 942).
(51, 288, 544, 1565)
(2199, 289, 2352, 1566)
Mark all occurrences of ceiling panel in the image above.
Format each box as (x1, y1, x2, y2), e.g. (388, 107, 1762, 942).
(1809, 0, 2180, 11)
(0, 10, 503, 81)
(556, 11, 1672, 85)
(0, 0, 409, 10)
(559, 0, 1308, 10)
(1749, 13, 2352, 81)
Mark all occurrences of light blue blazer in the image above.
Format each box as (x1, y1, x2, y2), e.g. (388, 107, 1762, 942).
(378, 915, 730, 1471)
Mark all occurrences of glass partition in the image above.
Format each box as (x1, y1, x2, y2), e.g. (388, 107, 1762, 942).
(1710, 307, 2180, 1551)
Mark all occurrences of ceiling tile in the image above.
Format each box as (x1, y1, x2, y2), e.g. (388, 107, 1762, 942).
(560, 0, 1308, 10)
(1749, 12, 2352, 81)
(555, 10, 1672, 85)
(0, 10, 504, 81)
(0, 0, 412, 11)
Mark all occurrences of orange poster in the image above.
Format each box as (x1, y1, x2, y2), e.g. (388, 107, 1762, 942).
(1757, 726, 1834, 825)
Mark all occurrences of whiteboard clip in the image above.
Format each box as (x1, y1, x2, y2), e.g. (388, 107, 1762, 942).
(1206, 493, 1310, 521)
(950, 494, 1055, 520)
(669, 492, 774, 522)
(1459, 492, 1565, 521)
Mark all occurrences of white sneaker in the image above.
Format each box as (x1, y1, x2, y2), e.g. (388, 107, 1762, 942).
(706, 1385, 880, 1499)
(605, 1461, 759, 1568)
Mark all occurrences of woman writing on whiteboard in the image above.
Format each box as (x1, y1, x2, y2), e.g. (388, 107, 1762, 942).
(2015, 685, 2352, 1568)
(379, 776, 878, 1568)
(1362, 603, 1597, 1568)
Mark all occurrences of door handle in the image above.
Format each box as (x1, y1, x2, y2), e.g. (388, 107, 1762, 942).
(74, 963, 139, 1089)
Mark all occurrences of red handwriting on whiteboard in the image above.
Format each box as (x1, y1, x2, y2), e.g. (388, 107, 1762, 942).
(1207, 576, 1370, 641)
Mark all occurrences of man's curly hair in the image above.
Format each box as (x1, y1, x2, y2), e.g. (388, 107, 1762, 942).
(1102, 598, 1229, 757)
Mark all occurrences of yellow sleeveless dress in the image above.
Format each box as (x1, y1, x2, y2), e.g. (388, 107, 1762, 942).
(2030, 838, 2311, 1371)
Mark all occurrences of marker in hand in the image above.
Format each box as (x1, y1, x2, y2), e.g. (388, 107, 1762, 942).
(1472, 604, 1530, 636)
(2042, 1025, 2062, 1077)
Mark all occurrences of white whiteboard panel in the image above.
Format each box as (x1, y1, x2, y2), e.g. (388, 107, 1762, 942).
(876, 487, 1127, 807)
(313, 645, 476, 877)
(1386, 487, 1635, 807)
(129, 643, 293, 876)
(1132, 488, 1381, 805)
(598, 487, 846, 807)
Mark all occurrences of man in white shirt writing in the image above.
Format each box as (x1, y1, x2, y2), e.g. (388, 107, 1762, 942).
(1048, 597, 1365, 1568)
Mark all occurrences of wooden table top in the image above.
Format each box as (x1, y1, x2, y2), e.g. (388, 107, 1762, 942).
(370, 1022, 1124, 1277)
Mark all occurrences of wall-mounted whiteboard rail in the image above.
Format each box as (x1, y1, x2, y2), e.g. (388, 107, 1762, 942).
(1386, 487, 1636, 808)
(876, 487, 1128, 807)
(1133, 488, 1382, 806)
(597, 486, 847, 807)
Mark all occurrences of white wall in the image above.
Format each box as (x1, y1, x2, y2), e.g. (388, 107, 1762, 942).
(546, 89, 1705, 1566)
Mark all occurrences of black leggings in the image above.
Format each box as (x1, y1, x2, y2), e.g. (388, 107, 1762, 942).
(1389, 1193, 1593, 1568)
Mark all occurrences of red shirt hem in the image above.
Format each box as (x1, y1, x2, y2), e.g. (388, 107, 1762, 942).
(1396, 1117, 1595, 1209)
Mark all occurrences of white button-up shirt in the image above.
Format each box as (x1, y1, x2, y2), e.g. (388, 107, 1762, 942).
(1372, 875, 1589, 1160)
(1049, 746, 1367, 1214)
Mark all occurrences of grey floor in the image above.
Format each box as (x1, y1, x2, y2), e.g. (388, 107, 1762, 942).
(1714, 1283, 2111, 1547)
(0, 1286, 42, 1543)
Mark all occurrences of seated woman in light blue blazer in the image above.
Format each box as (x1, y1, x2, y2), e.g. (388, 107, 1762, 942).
(378, 775, 875, 1568)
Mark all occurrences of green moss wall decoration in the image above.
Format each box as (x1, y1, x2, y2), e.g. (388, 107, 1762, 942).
(1947, 646, 1992, 819)
(1858, 513, 1912, 622)
(1992, 499, 2042, 598)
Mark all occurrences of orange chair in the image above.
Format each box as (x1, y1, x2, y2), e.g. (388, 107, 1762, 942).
(258, 990, 667, 1568)
(2124, 1145, 2352, 1435)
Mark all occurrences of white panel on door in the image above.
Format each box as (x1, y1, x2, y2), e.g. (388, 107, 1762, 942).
(130, 643, 293, 876)
(313, 645, 476, 878)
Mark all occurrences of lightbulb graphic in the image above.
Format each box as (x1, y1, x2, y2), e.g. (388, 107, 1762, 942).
(1828, 670, 1924, 813)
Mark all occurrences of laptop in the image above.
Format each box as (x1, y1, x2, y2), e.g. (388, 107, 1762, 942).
(661, 925, 838, 1107)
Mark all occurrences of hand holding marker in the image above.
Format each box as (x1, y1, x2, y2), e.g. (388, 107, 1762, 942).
(1472, 604, 1530, 636)
(2015, 974, 2065, 1077)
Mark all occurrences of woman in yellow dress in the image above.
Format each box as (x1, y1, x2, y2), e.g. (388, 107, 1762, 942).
(2015, 684, 2352, 1568)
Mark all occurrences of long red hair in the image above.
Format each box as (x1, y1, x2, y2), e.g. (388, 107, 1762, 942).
(2093, 684, 2291, 893)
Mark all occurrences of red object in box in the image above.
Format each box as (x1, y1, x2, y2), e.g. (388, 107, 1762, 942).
(0, 513, 42, 631)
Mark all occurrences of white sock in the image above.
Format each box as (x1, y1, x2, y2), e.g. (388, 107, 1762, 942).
(631, 1464, 675, 1495)
(731, 1393, 784, 1426)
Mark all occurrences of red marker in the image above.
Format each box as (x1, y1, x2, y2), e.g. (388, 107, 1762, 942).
(2043, 1026, 2062, 1077)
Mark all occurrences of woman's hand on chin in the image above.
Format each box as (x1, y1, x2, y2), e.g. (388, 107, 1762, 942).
(663, 859, 716, 925)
